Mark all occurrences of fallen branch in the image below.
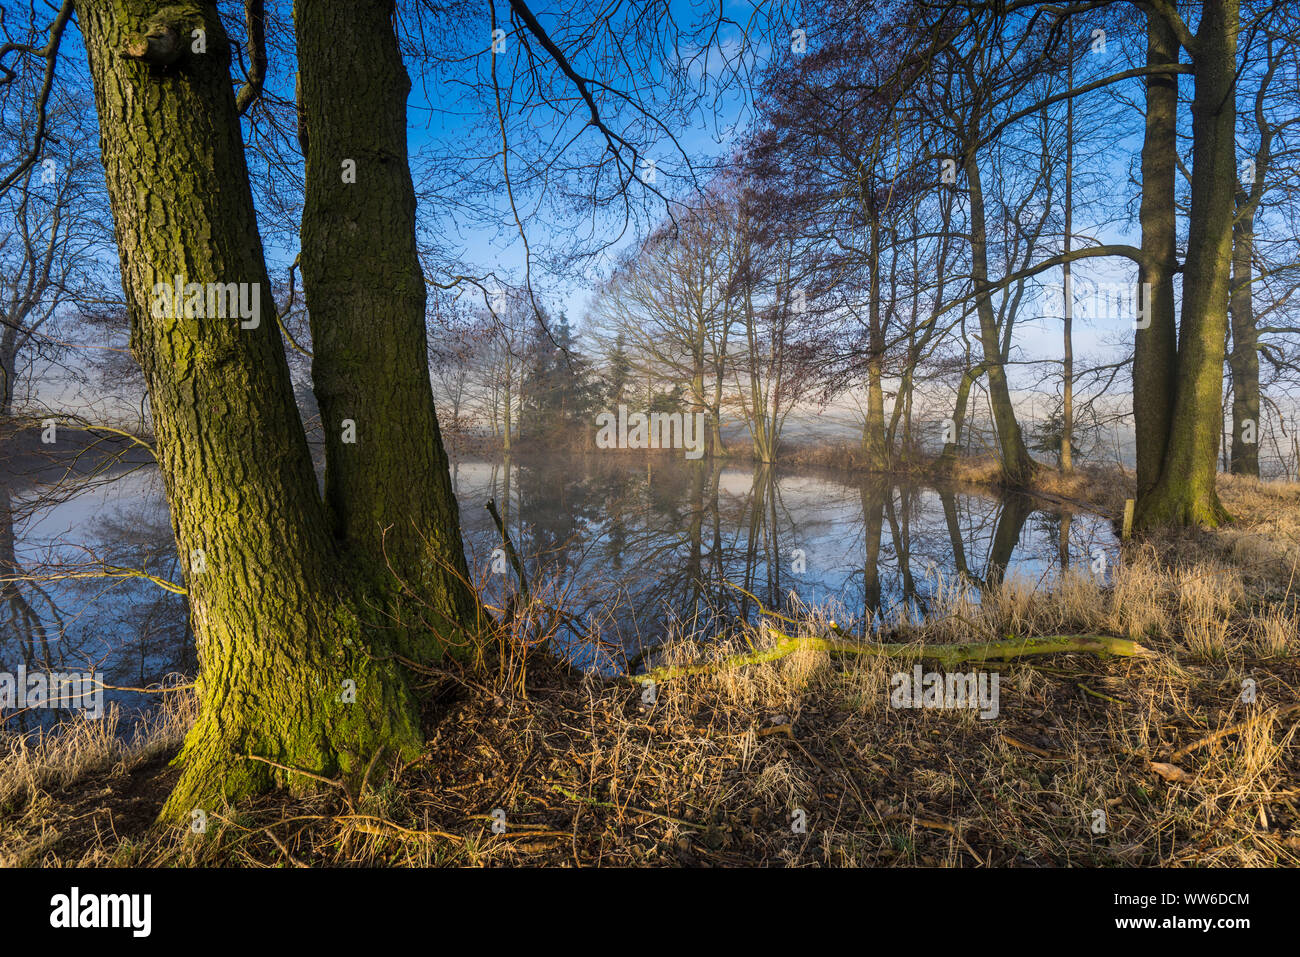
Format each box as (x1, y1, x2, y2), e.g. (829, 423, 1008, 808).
(1170, 701, 1300, 762)
(629, 630, 1152, 685)
(336, 814, 463, 843)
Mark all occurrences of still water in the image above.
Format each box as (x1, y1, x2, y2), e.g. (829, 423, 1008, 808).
(1, 451, 1118, 724)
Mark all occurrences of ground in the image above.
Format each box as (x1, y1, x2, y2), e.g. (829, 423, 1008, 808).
(2, 467, 1297, 867)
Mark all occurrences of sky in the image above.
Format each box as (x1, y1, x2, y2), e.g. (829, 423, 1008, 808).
(394, 0, 1157, 379)
(20, 0, 1297, 448)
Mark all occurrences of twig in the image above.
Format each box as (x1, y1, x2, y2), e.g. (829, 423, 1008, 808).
(243, 754, 347, 791)
(336, 814, 464, 843)
(485, 498, 529, 601)
(1000, 733, 1058, 759)
(1077, 683, 1124, 705)
(263, 827, 307, 867)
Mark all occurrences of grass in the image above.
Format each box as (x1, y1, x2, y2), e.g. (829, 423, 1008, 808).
(2, 469, 1297, 867)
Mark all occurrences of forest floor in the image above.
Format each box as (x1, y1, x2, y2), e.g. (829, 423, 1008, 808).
(2, 469, 1297, 867)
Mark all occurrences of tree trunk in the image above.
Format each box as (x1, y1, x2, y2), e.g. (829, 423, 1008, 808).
(1136, 0, 1237, 528)
(985, 493, 1033, 589)
(709, 362, 726, 457)
(938, 488, 969, 578)
(862, 222, 889, 471)
(295, 0, 476, 645)
(0, 332, 16, 421)
(1134, 11, 1180, 502)
(77, 0, 431, 823)
(1228, 188, 1260, 477)
(964, 150, 1036, 487)
(861, 484, 885, 620)
(1061, 42, 1075, 473)
(503, 355, 513, 452)
(939, 361, 985, 467)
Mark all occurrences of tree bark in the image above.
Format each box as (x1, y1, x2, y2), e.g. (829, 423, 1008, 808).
(939, 361, 986, 468)
(861, 484, 886, 620)
(77, 0, 432, 822)
(1228, 186, 1260, 476)
(294, 0, 477, 645)
(964, 147, 1036, 487)
(1061, 32, 1075, 473)
(1134, 11, 1180, 502)
(862, 221, 889, 471)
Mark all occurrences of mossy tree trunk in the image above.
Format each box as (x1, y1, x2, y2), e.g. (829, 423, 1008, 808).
(1133, 11, 1180, 502)
(1135, 0, 1237, 528)
(77, 0, 436, 823)
(294, 0, 477, 651)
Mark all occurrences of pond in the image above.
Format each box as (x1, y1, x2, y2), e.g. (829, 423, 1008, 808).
(1, 449, 1119, 726)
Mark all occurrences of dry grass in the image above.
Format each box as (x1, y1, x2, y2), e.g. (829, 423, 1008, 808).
(3, 472, 1297, 867)
(0, 690, 194, 867)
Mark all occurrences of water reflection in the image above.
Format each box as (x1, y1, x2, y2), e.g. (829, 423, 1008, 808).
(1, 452, 1118, 722)
(1, 465, 188, 730)
(455, 454, 1118, 672)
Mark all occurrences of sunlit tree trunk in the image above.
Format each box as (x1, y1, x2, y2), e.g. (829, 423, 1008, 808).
(294, 0, 476, 645)
(77, 0, 439, 822)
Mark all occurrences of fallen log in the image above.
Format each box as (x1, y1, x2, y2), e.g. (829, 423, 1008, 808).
(628, 630, 1153, 686)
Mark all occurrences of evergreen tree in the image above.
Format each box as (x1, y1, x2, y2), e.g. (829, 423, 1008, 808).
(522, 309, 597, 440)
(607, 332, 631, 408)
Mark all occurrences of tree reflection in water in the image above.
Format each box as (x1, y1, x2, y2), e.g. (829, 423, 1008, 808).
(0, 450, 1118, 722)
(455, 454, 1118, 674)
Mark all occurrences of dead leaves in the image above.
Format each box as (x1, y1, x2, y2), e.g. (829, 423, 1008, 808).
(1149, 761, 1196, 785)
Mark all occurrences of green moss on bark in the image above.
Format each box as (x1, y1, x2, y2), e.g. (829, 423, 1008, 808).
(76, 0, 459, 825)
